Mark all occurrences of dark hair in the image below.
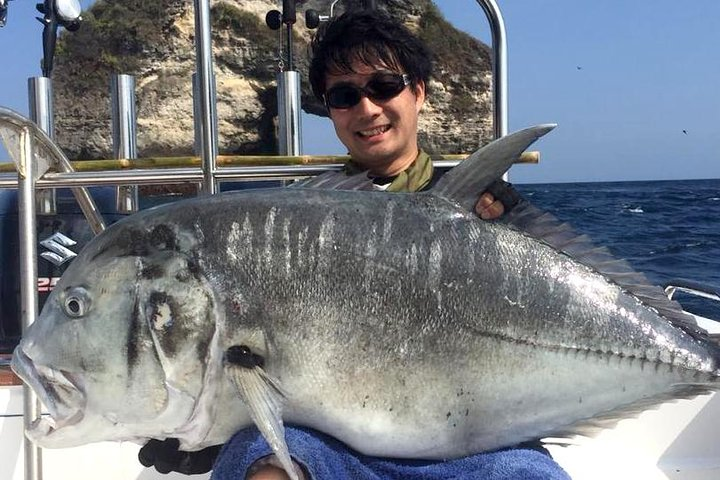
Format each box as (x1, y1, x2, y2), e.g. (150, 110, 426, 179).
(308, 9, 433, 101)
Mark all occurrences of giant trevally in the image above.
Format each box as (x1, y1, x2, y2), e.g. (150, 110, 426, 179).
(12, 125, 720, 480)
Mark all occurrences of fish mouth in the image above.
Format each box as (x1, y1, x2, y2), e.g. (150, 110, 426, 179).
(11, 348, 86, 439)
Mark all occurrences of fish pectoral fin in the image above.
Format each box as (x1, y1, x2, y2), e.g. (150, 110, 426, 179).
(224, 345, 298, 480)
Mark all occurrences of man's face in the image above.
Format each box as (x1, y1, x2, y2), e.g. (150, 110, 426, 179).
(325, 62, 425, 176)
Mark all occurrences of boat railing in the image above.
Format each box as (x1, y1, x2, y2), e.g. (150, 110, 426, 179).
(665, 279, 720, 304)
(664, 279, 720, 332)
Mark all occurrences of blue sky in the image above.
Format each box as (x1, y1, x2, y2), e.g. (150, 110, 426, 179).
(1, 1, 719, 183)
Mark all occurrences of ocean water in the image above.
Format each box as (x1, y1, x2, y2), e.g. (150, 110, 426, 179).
(516, 178, 720, 320)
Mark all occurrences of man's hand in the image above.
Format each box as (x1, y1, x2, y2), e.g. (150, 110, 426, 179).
(476, 192, 505, 220)
(475, 180, 522, 220)
(247, 455, 308, 480)
(138, 438, 221, 475)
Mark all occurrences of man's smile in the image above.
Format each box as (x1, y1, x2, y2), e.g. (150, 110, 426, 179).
(357, 125, 391, 138)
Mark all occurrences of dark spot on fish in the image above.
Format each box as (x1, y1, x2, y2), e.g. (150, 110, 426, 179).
(141, 263, 165, 279)
(93, 227, 151, 260)
(148, 291, 169, 306)
(389, 407, 393, 412)
(465, 409, 469, 416)
(225, 345, 265, 369)
(446, 412, 451, 419)
(362, 402, 366, 408)
(127, 295, 142, 369)
(186, 256, 203, 280)
(453, 423, 457, 428)
(126, 293, 161, 378)
(145, 291, 194, 360)
(195, 334, 212, 363)
(150, 225, 177, 251)
(578, 397, 583, 404)
(230, 297, 244, 313)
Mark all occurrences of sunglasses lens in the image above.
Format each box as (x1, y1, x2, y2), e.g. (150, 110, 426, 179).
(325, 73, 409, 109)
(366, 74, 407, 100)
(326, 86, 362, 109)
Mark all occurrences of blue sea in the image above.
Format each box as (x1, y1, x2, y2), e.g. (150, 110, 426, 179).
(516, 178, 720, 320)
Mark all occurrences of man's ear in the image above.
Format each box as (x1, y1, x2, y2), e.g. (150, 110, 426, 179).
(414, 80, 426, 113)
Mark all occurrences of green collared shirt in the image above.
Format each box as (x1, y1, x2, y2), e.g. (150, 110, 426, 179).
(343, 150, 435, 193)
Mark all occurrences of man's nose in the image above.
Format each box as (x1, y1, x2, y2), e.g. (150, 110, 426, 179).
(355, 95, 384, 115)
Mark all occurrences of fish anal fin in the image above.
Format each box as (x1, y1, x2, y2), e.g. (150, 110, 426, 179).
(224, 346, 298, 480)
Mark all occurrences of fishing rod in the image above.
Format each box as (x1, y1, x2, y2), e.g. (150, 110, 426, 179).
(265, 1, 306, 155)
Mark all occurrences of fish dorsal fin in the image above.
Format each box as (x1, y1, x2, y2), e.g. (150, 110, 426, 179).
(503, 199, 706, 337)
(430, 124, 556, 211)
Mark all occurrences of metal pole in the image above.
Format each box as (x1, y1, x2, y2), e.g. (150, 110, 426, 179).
(192, 0, 218, 195)
(110, 74, 139, 213)
(475, 0, 508, 139)
(18, 126, 43, 480)
(277, 71, 303, 156)
(28, 76, 56, 214)
(192, 74, 200, 156)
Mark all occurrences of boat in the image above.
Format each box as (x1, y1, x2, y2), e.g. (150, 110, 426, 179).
(2, 1, 719, 479)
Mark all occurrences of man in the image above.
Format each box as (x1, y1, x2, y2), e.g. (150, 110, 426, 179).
(304, 8, 509, 216)
(141, 9, 565, 480)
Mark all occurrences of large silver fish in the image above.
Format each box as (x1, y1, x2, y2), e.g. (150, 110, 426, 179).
(12, 125, 720, 480)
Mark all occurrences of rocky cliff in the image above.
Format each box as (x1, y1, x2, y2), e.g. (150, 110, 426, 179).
(53, 0, 492, 160)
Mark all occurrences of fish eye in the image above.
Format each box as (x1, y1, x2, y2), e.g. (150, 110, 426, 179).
(62, 287, 91, 318)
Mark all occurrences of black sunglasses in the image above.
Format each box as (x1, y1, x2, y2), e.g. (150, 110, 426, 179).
(324, 73, 410, 110)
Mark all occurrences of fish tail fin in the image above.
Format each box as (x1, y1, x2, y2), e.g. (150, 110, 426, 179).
(430, 124, 556, 211)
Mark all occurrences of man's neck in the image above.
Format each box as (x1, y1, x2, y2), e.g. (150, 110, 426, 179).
(366, 149, 419, 177)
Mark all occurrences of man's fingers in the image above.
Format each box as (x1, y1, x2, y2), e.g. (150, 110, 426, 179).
(476, 192, 494, 209)
(475, 194, 505, 220)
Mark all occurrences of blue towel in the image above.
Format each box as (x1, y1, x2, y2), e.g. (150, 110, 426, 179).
(211, 426, 572, 480)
